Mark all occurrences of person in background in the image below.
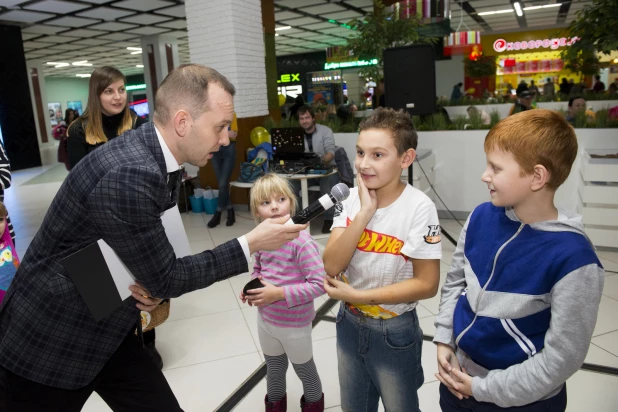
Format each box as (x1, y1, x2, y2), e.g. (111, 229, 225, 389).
(528, 80, 539, 97)
(241, 173, 326, 412)
(593, 74, 606, 93)
(543, 77, 555, 98)
(0, 201, 18, 306)
(0, 144, 15, 247)
(349, 104, 358, 119)
(565, 96, 595, 126)
(467, 106, 491, 125)
(559, 78, 571, 96)
(208, 112, 237, 228)
(325, 104, 337, 122)
(68, 66, 147, 170)
(290, 95, 305, 120)
(450, 82, 463, 102)
(296, 106, 340, 233)
(56, 108, 78, 170)
(509, 90, 533, 116)
(516, 80, 528, 96)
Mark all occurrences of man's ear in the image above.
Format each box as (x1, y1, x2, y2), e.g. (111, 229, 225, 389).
(531, 164, 551, 191)
(401, 148, 416, 169)
(173, 110, 190, 137)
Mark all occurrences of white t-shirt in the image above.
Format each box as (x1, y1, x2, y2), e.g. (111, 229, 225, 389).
(332, 183, 442, 318)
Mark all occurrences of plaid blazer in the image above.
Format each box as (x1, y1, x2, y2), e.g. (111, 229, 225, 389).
(0, 122, 248, 389)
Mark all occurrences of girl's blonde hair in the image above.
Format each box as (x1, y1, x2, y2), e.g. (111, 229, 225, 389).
(0, 201, 6, 217)
(250, 173, 297, 223)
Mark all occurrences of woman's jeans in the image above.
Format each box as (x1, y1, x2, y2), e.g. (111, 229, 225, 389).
(336, 303, 424, 412)
(210, 142, 236, 211)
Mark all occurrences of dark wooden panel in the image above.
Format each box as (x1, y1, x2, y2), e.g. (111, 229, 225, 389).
(30, 67, 48, 144)
(165, 43, 174, 73)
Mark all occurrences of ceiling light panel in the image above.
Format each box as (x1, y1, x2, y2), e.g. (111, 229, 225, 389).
(77, 7, 136, 20)
(113, 0, 175, 11)
(24, 0, 89, 14)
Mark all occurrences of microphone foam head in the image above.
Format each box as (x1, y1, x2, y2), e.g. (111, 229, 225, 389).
(331, 183, 350, 202)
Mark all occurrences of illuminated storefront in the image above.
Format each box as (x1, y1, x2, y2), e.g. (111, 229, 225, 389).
(481, 29, 580, 96)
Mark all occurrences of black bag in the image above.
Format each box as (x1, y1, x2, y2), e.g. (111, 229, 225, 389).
(238, 162, 264, 183)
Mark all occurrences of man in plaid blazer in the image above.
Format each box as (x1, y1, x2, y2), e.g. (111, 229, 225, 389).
(0, 65, 306, 411)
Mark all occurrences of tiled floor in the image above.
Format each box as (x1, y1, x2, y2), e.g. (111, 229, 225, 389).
(4, 160, 618, 412)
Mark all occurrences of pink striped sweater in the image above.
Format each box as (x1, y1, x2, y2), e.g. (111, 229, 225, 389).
(252, 231, 326, 328)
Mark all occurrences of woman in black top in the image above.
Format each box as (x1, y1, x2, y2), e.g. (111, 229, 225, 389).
(67, 66, 147, 170)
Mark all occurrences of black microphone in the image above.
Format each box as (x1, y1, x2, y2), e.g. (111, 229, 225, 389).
(286, 183, 350, 225)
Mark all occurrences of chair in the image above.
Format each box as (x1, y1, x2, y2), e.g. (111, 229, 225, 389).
(229, 181, 254, 211)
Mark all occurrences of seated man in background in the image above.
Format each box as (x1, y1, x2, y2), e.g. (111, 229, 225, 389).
(296, 105, 340, 233)
(565, 96, 594, 126)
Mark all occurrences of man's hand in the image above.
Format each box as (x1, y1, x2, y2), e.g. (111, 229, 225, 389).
(435, 343, 470, 400)
(245, 215, 308, 254)
(129, 284, 163, 312)
(324, 276, 360, 302)
(245, 278, 285, 307)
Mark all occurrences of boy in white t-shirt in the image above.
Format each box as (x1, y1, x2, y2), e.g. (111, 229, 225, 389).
(323, 107, 442, 412)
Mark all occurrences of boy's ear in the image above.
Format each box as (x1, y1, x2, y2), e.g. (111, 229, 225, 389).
(531, 164, 551, 191)
(401, 148, 416, 169)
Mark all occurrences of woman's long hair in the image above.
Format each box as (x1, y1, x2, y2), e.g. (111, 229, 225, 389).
(80, 66, 133, 145)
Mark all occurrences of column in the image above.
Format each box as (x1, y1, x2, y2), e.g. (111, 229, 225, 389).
(0, 25, 42, 170)
(185, 0, 269, 118)
(139, 35, 181, 116)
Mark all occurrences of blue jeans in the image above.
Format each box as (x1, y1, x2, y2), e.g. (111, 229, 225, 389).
(336, 304, 424, 412)
(291, 172, 340, 219)
(439, 383, 567, 411)
(210, 142, 236, 211)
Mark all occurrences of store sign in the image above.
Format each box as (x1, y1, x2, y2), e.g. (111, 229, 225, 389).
(324, 58, 378, 70)
(126, 84, 146, 91)
(277, 85, 303, 98)
(277, 73, 300, 83)
(493, 37, 580, 53)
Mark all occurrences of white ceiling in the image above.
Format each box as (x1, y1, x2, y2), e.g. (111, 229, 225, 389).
(0, 0, 590, 78)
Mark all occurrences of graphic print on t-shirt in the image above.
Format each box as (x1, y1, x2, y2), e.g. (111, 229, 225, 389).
(347, 218, 406, 257)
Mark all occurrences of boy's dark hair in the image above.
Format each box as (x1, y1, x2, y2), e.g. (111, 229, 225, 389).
(297, 105, 314, 118)
(568, 96, 584, 107)
(359, 107, 418, 154)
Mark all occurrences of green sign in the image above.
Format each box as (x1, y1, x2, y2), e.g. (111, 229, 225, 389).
(324, 59, 378, 70)
(277, 73, 300, 83)
(126, 84, 146, 91)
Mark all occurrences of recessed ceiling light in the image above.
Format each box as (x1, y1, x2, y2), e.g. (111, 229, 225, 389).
(130, 51, 142, 54)
(47, 61, 70, 67)
(72, 60, 92, 66)
(76, 74, 91, 78)
(477, 9, 514, 16)
(275, 26, 291, 31)
(136, 64, 144, 68)
(523, 3, 562, 10)
(127, 47, 142, 51)
(513, 2, 523, 16)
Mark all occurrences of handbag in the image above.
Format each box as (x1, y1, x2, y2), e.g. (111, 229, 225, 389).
(238, 161, 265, 183)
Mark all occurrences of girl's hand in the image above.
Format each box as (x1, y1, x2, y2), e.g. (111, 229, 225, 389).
(239, 290, 252, 306)
(246, 277, 285, 307)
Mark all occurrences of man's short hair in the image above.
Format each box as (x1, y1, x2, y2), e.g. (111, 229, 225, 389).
(154, 64, 235, 124)
(359, 107, 418, 154)
(484, 109, 577, 190)
(297, 105, 314, 119)
(568, 96, 585, 107)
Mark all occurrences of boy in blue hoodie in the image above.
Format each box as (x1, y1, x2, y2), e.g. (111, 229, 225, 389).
(433, 109, 605, 411)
